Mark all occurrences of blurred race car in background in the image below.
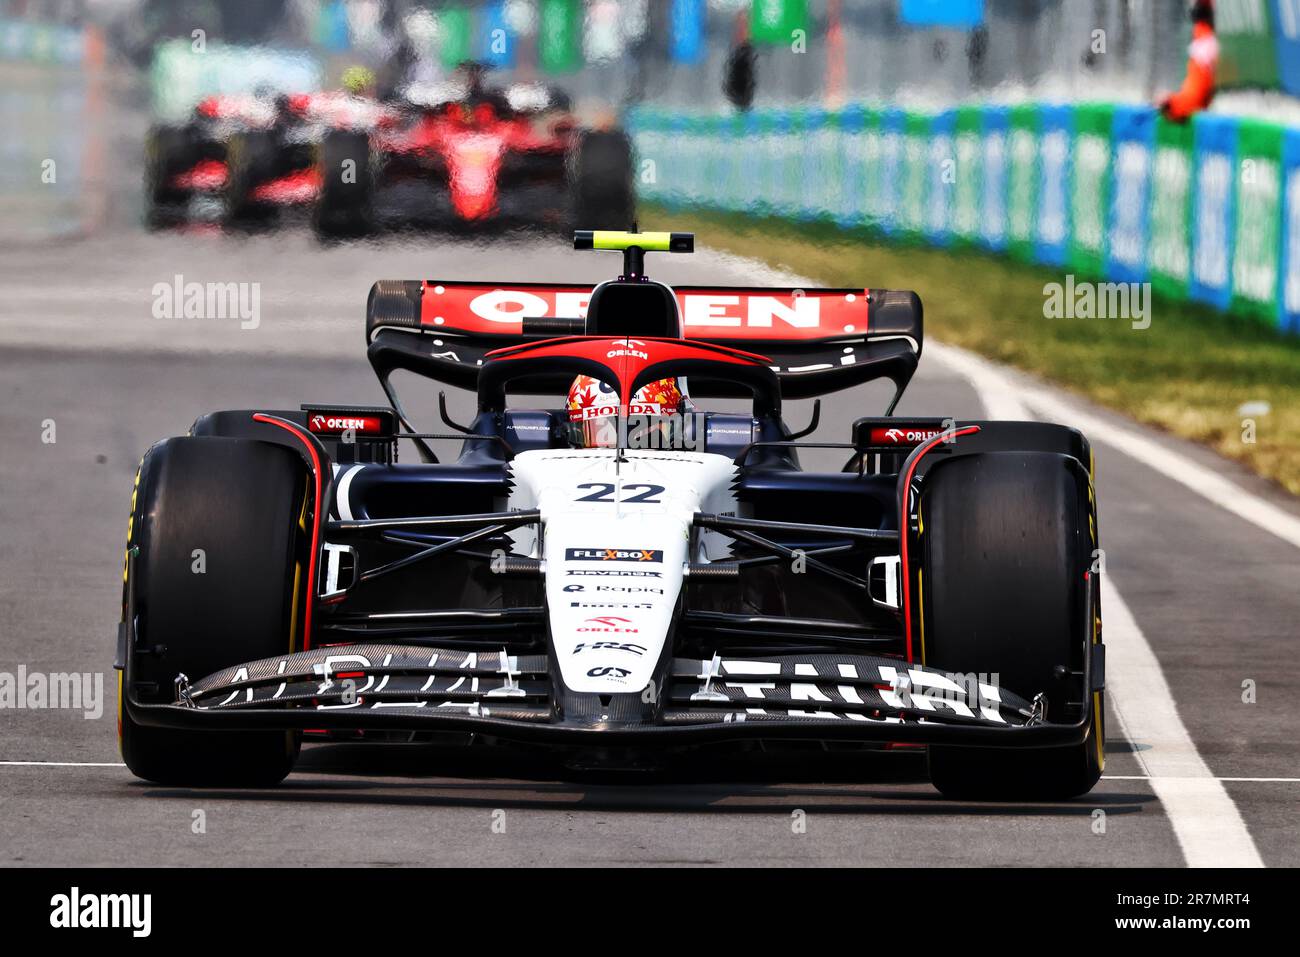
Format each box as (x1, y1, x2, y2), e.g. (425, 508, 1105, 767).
(143, 92, 261, 228)
(314, 64, 636, 237)
(143, 88, 382, 229)
(144, 63, 635, 237)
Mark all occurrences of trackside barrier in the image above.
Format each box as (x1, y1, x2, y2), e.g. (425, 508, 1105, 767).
(0, 18, 89, 66)
(628, 103, 1300, 335)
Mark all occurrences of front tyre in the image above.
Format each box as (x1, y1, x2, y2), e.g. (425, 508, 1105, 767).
(920, 451, 1104, 800)
(119, 436, 307, 786)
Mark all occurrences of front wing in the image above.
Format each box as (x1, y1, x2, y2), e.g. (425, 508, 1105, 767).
(124, 637, 1100, 750)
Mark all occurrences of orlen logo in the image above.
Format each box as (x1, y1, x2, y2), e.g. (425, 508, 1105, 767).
(872, 427, 945, 446)
(308, 414, 383, 434)
(576, 616, 639, 633)
(463, 289, 829, 330)
(607, 340, 649, 360)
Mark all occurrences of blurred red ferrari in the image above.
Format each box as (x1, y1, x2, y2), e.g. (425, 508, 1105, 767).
(314, 66, 635, 237)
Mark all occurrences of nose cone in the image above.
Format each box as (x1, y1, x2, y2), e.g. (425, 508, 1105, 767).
(448, 138, 503, 220)
(544, 516, 686, 697)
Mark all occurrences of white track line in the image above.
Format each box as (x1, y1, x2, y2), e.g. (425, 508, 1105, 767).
(1106, 776, 1300, 783)
(928, 340, 1286, 864)
(710, 254, 1267, 867)
(1098, 576, 1263, 866)
(921, 340, 1265, 868)
(0, 761, 125, 767)
(923, 342, 1032, 421)
(928, 341, 1300, 551)
(0, 762, 1294, 783)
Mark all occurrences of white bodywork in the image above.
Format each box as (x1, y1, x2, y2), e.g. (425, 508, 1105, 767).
(507, 449, 738, 695)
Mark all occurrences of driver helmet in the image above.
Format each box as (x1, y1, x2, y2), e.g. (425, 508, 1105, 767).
(342, 65, 376, 96)
(566, 375, 684, 449)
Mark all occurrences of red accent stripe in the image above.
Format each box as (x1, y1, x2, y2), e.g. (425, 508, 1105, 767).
(253, 413, 323, 650)
(484, 336, 773, 408)
(898, 426, 981, 662)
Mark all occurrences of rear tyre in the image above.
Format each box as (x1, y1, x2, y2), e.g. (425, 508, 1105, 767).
(920, 451, 1103, 800)
(143, 125, 199, 229)
(314, 130, 373, 238)
(570, 129, 635, 231)
(119, 436, 306, 786)
(223, 130, 279, 228)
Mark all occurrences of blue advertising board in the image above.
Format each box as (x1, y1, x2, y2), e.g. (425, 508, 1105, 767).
(1189, 113, 1238, 310)
(899, 0, 984, 29)
(671, 0, 706, 65)
(1035, 104, 1072, 267)
(1107, 105, 1157, 285)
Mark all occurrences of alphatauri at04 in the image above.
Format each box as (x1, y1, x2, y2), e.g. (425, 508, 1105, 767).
(116, 230, 1104, 799)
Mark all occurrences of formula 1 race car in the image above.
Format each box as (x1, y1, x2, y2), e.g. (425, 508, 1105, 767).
(115, 230, 1104, 799)
(143, 91, 382, 229)
(143, 94, 255, 227)
(313, 68, 635, 236)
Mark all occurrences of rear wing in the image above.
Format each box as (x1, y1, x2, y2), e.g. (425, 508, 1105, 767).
(365, 280, 922, 401)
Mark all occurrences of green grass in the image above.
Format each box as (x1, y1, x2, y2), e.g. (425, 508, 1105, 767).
(640, 205, 1300, 497)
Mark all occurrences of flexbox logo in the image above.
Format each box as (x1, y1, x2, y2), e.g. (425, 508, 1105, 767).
(151, 273, 261, 330)
(50, 887, 151, 937)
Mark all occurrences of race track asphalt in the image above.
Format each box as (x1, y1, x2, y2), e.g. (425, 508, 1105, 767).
(2, 226, 1297, 867)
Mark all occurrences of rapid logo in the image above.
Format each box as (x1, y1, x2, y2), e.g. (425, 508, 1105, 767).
(565, 548, 663, 563)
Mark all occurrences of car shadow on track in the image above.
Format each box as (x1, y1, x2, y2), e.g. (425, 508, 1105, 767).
(129, 740, 1155, 818)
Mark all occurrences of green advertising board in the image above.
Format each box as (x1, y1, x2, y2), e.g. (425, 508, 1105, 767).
(1006, 105, 1040, 263)
(898, 112, 930, 240)
(951, 106, 984, 246)
(855, 108, 883, 231)
(777, 110, 802, 217)
(701, 115, 725, 213)
(1231, 119, 1284, 321)
(538, 0, 582, 74)
(814, 110, 843, 222)
(751, 0, 807, 46)
(723, 113, 747, 211)
(752, 110, 778, 218)
(1147, 117, 1195, 299)
(439, 5, 473, 70)
(1068, 103, 1115, 279)
(1216, 0, 1280, 90)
